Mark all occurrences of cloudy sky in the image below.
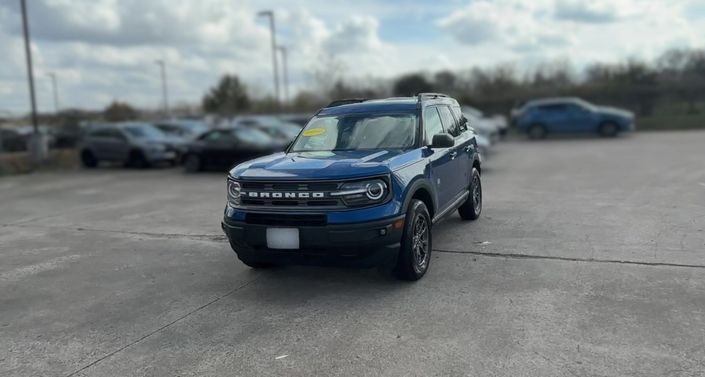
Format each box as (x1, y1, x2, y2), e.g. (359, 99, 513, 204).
(1, 0, 704, 115)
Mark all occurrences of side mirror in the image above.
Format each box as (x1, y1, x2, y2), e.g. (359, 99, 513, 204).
(431, 133, 455, 148)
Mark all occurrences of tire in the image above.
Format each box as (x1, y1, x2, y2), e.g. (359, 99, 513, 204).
(128, 150, 150, 168)
(394, 199, 432, 281)
(183, 153, 202, 173)
(458, 167, 482, 220)
(528, 123, 547, 139)
(599, 122, 619, 137)
(80, 150, 98, 168)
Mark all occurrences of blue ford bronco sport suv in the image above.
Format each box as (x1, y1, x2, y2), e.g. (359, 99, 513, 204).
(222, 93, 482, 280)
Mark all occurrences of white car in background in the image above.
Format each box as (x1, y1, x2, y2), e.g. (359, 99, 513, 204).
(463, 106, 500, 147)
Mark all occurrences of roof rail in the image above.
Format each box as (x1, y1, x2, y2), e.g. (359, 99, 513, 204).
(326, 98, 367, 108)
(416, 92, 449, 102)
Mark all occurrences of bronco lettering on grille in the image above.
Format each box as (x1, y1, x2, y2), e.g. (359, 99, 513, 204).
(245, 192, 326, 199)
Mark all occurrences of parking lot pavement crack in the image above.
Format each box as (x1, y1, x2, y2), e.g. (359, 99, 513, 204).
(433, 248, 705, 269)
(64, 275, 260, 377)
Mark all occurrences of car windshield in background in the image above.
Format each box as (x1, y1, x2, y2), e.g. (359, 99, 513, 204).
(289, 113, 417, 152)
(233, 128, 271, 145)
(125, 125, 165, 140)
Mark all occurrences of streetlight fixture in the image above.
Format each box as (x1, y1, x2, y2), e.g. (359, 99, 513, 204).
(277, 45, 289, 104)
(155, 59, 169, 117)
(257, 10, 280, 105)
(47, 72, 59, 113)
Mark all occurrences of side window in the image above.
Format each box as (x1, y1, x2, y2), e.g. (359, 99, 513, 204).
(438, 106, 459, 137)
(203, 130, 229, 142)
(89, 128, 111, 138)
(423, 107, 444, 145)
(452, 106, 467, 132)
(106, 129, 126, 140)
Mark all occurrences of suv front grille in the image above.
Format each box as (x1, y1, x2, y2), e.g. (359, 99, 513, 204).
(239, 180, 345, 208)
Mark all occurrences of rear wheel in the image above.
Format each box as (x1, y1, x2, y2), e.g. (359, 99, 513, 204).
(599, 122, 619, 137)
(458, 168, 482, 220)
(528, 123, 547, 139)
(394, 199, 432, 281)
(80, 150, 98, 168)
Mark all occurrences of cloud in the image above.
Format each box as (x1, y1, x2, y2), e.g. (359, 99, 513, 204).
(553, 0, 632, 23)
(437, 0, 571, 51)
(323, 16, 383, 54)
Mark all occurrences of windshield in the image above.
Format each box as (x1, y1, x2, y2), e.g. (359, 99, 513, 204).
(124, 124, 165, 140)
(289, 113, 417, 152)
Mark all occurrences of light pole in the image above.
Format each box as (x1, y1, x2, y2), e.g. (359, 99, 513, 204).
(155, 59, 169, 117)
(47, 72, 59, 113)
(277, 45, 289, 104)
(257, 10, 280, 105)
(20, 0, 45, 162)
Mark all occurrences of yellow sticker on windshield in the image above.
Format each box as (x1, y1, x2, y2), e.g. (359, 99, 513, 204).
(302, 127, 326, 137)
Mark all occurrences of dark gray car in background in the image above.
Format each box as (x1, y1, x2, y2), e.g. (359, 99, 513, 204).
(79, 122, 181, 168)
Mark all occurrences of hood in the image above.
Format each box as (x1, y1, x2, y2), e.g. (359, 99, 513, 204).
(230, 149, 413, 180)
(597, 106, 634, 119)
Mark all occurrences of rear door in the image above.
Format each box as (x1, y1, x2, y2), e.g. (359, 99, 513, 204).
(102, 128, 130, 161)
(438, 105, 471, 198)
(423, 106, 455, 211)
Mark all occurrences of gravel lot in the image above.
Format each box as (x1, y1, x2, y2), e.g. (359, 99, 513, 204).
(2, 131, 705, 376)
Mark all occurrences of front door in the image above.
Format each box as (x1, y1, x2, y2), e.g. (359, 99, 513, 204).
(423, 106, 455, 210)
(437, 105, 471, 199)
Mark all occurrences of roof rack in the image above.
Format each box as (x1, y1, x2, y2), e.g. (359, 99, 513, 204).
(326, 98, 368, 108)
(416, 92, 449, 101)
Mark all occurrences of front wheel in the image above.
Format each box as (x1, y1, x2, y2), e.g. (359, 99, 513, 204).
(528, 123, 547, 139)
(599, 122, 619, 137)
(394, 199, 432, 281)
(458, 167, 482, 220)
(183, 153, 202, 173)
(80, 150, 98, 168)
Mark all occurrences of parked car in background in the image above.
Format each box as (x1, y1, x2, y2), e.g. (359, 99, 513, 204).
(279, 113, 312, 127)
(182, 127, 280, 172)
(79, 122, 180, 168)
(0, 128, 26, 152)
(462, 107, 499, 155)
(231, 115, 302, 143)
(154, 119, 209, 140)
(463, 106, 505, 142)
(516, 97, 635, 139)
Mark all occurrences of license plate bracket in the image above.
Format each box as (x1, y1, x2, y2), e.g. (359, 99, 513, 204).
(266, 228, 300, 249)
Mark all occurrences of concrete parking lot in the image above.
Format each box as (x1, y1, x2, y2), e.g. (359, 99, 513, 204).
(2, 131, 705, 376)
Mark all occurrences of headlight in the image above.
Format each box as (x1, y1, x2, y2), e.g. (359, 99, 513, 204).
(227, 180, 241, 207)
(332, 178, 389, 207)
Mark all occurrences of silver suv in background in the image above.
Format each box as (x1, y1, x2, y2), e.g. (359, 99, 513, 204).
(79, 122, 180, 168)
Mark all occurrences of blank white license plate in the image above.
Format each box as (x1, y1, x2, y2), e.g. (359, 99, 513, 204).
(266, 228, 300, 249)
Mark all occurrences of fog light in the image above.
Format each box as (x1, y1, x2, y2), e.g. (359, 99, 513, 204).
(379, 228, 387, 236)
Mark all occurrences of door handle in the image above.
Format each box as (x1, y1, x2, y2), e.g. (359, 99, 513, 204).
(449, 151, 458, 159)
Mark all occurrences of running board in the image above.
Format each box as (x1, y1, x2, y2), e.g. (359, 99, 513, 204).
(432, 191, 469, 224)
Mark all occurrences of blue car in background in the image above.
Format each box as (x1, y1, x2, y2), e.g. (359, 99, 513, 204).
(516, 97, 635, 139)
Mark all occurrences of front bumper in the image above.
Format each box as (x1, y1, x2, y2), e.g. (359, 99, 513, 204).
(222, 215, 405, 268)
